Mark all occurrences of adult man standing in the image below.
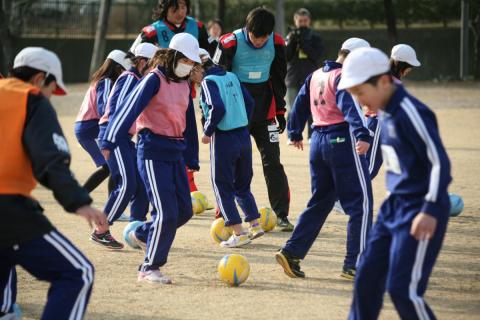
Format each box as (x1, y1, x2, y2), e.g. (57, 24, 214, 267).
(286, 8, 324, 141)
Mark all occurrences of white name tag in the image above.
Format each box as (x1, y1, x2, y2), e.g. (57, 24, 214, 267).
(381, 145, 402, 175)
(248, 71, 262, 79)
(268, 124, 279, 143)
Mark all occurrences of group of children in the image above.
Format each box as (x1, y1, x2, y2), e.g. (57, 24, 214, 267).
(0, 2, 452, 319)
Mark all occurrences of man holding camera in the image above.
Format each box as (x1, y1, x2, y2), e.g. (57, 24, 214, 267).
(286, 8, 324, 141)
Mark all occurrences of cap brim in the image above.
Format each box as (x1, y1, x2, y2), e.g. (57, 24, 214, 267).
(337, 75, 370, 91)
(185, 52, 201, 63)
(409, 59, 421, 67)
(53, 80, 67, 95)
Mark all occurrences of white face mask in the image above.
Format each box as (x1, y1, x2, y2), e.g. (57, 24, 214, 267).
(174, 62, 193, 78)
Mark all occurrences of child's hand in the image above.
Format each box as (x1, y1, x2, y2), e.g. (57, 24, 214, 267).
(190, 65, 204, 83)
(356, 141, 370, 155)
(76, 205, 107, 229)
(101, 149, 110, 160)
(202, 134, 211, 144)
(411, 212, 437, 240)
(292, 140, 303, 151)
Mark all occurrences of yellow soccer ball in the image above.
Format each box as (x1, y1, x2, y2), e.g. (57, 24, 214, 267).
(191, 191, 208, 214)
(210, 218, 233, 243)
(218, 254, 250, 286)
(191, 196, 204, 215)
(258, 207, 277, 232)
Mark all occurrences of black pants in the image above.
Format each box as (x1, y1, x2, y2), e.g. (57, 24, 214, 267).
(250, 122, 290, 218)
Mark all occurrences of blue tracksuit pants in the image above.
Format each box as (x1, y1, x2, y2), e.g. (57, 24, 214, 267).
(349, 194, 449, 320)
(0, 230, 94, 319)
(74, 123, 106, 167)
(284, 124, 373, 268)
(210, 128, 260, 226)
(136, 157, 193, 271)
(104, 138, 149, 224)
(366, 116, 383, 180)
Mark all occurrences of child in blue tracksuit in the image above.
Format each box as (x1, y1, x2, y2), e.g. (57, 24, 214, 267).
(276, 38, 374, 280)
(199, 60, 264, 248)
(338, 47, 451, 320)
(75, 50, 130, 193)
(101, 33, 200, 284)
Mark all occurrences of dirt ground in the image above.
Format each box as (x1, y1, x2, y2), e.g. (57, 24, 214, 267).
(16, 81, 480, 319)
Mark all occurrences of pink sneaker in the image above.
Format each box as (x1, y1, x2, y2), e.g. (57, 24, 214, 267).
(138, 270, 172, 284)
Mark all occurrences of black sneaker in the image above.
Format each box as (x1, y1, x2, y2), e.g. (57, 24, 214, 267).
(90, 230, 124, 250)
(275, 249, 305, 278)
(340, 266, 356, 280)
(277, 217, 294, 232)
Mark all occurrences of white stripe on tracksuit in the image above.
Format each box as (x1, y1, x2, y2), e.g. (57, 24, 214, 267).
(209, 133, 229, 223)
(106, 147, 128, 223)
(400, 98, 441, 203)
(348, 131, 370, 266)
(369, 120, 382, 174)
(43, 231, 93, 320)
(144, 159, 164, 267)
(409, 239, 431, 320)
(1, 269, 13, 313)
(201, 80, 214, 131)
(106, 74, 152, 143)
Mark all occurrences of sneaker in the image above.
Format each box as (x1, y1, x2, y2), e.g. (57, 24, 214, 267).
(128, 231, 147, 252)
(340, 266, 356, 280)
(220, 233, 251, 248)
(138, 270, 172, 284)
(248, 224, 265, 240)
(117, 213, 130, 221)
(332, 201, 346, 215)
(0, 304, 21, 320)
(90, 230, 124, 250)
(277, 217, 294, 232)
(275, 249, 305, 278)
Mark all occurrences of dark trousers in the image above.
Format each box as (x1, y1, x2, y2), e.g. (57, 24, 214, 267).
(250, 122, 290, 219)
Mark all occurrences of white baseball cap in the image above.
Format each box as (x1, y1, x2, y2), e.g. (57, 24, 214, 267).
(13, 47, 67, 95)
(169, 33, 201, 63)
(391, 44, 421, 67)
(337, 47, 390, 90)
(198, 48, 211, 61)
(134, 43, 159, 59)
(107, 50, 131, 70)
(341, 38, 371, 52)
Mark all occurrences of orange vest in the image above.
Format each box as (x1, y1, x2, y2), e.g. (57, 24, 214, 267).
(0, 78, 39, 197)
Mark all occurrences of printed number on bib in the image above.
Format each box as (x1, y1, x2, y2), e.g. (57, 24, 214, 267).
(268, 124, 279, 143)
(381, 145, 401, 174)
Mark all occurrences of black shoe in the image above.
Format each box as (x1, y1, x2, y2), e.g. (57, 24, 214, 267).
(340, 266, 356, 280)
(90, 230, 124, 250)
(277, 217, 294, 232)
(275, 249, 305, 278)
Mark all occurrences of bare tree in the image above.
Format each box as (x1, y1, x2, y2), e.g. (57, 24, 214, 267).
(384, 0, 398, 44)
(89, 0, 112, 76)
(471, 7, 480, 79)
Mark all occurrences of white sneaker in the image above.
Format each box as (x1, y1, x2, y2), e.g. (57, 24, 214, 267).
(248, 224, 265, 240)
(333, 201, 346, 215)
(138, 270, 172, 284)
(117, 213, 130, 221)
(128, 231, 147, 252)
(220, 233, 251, 248)
(286, 139, 294, 146)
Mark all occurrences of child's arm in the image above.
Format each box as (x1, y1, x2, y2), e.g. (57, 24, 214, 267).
(101, 72, 160, 150)
(96, 78, 112, 117)
(270, 33, 288, 121)
(183, 97, 200, 171)
(201, 79, 226, 137)
(287, 74, 313, 142)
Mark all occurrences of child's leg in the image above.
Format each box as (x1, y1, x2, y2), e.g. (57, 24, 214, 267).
(138, 159, 179, 271)
(386, 206, 449, 319)
(210, 133, 243, 229)
(331, 130, 373, 270)
(174, 160, 193, 228)
(0, 260, 16, 315)
(283, 131, 336, 259)
(349, 214, 392, 320)
(187, 169, 198, 192)
(129, 142, 149, 222)
(366, 116, 383, 180)
(17, 231, 94, 320)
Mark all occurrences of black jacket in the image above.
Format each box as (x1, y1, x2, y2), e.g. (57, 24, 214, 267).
(285, 28, 324, 88)
(0, 93, 92, 248)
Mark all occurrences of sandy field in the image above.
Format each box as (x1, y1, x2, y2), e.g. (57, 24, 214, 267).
(14, 81, 480, 319)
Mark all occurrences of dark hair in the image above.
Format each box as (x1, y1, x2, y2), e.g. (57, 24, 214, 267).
(390, 59, 413, 80)
(9, 66, 57, 86)
(245, 7, 275, 37)
(207, 19, 223, 31)
(294, 8, 311, 18)
(148, 48, 189, 82)
(90, 59, 125, 84)
(152, 0, 190, 21)
(364, 72, 392, 86)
